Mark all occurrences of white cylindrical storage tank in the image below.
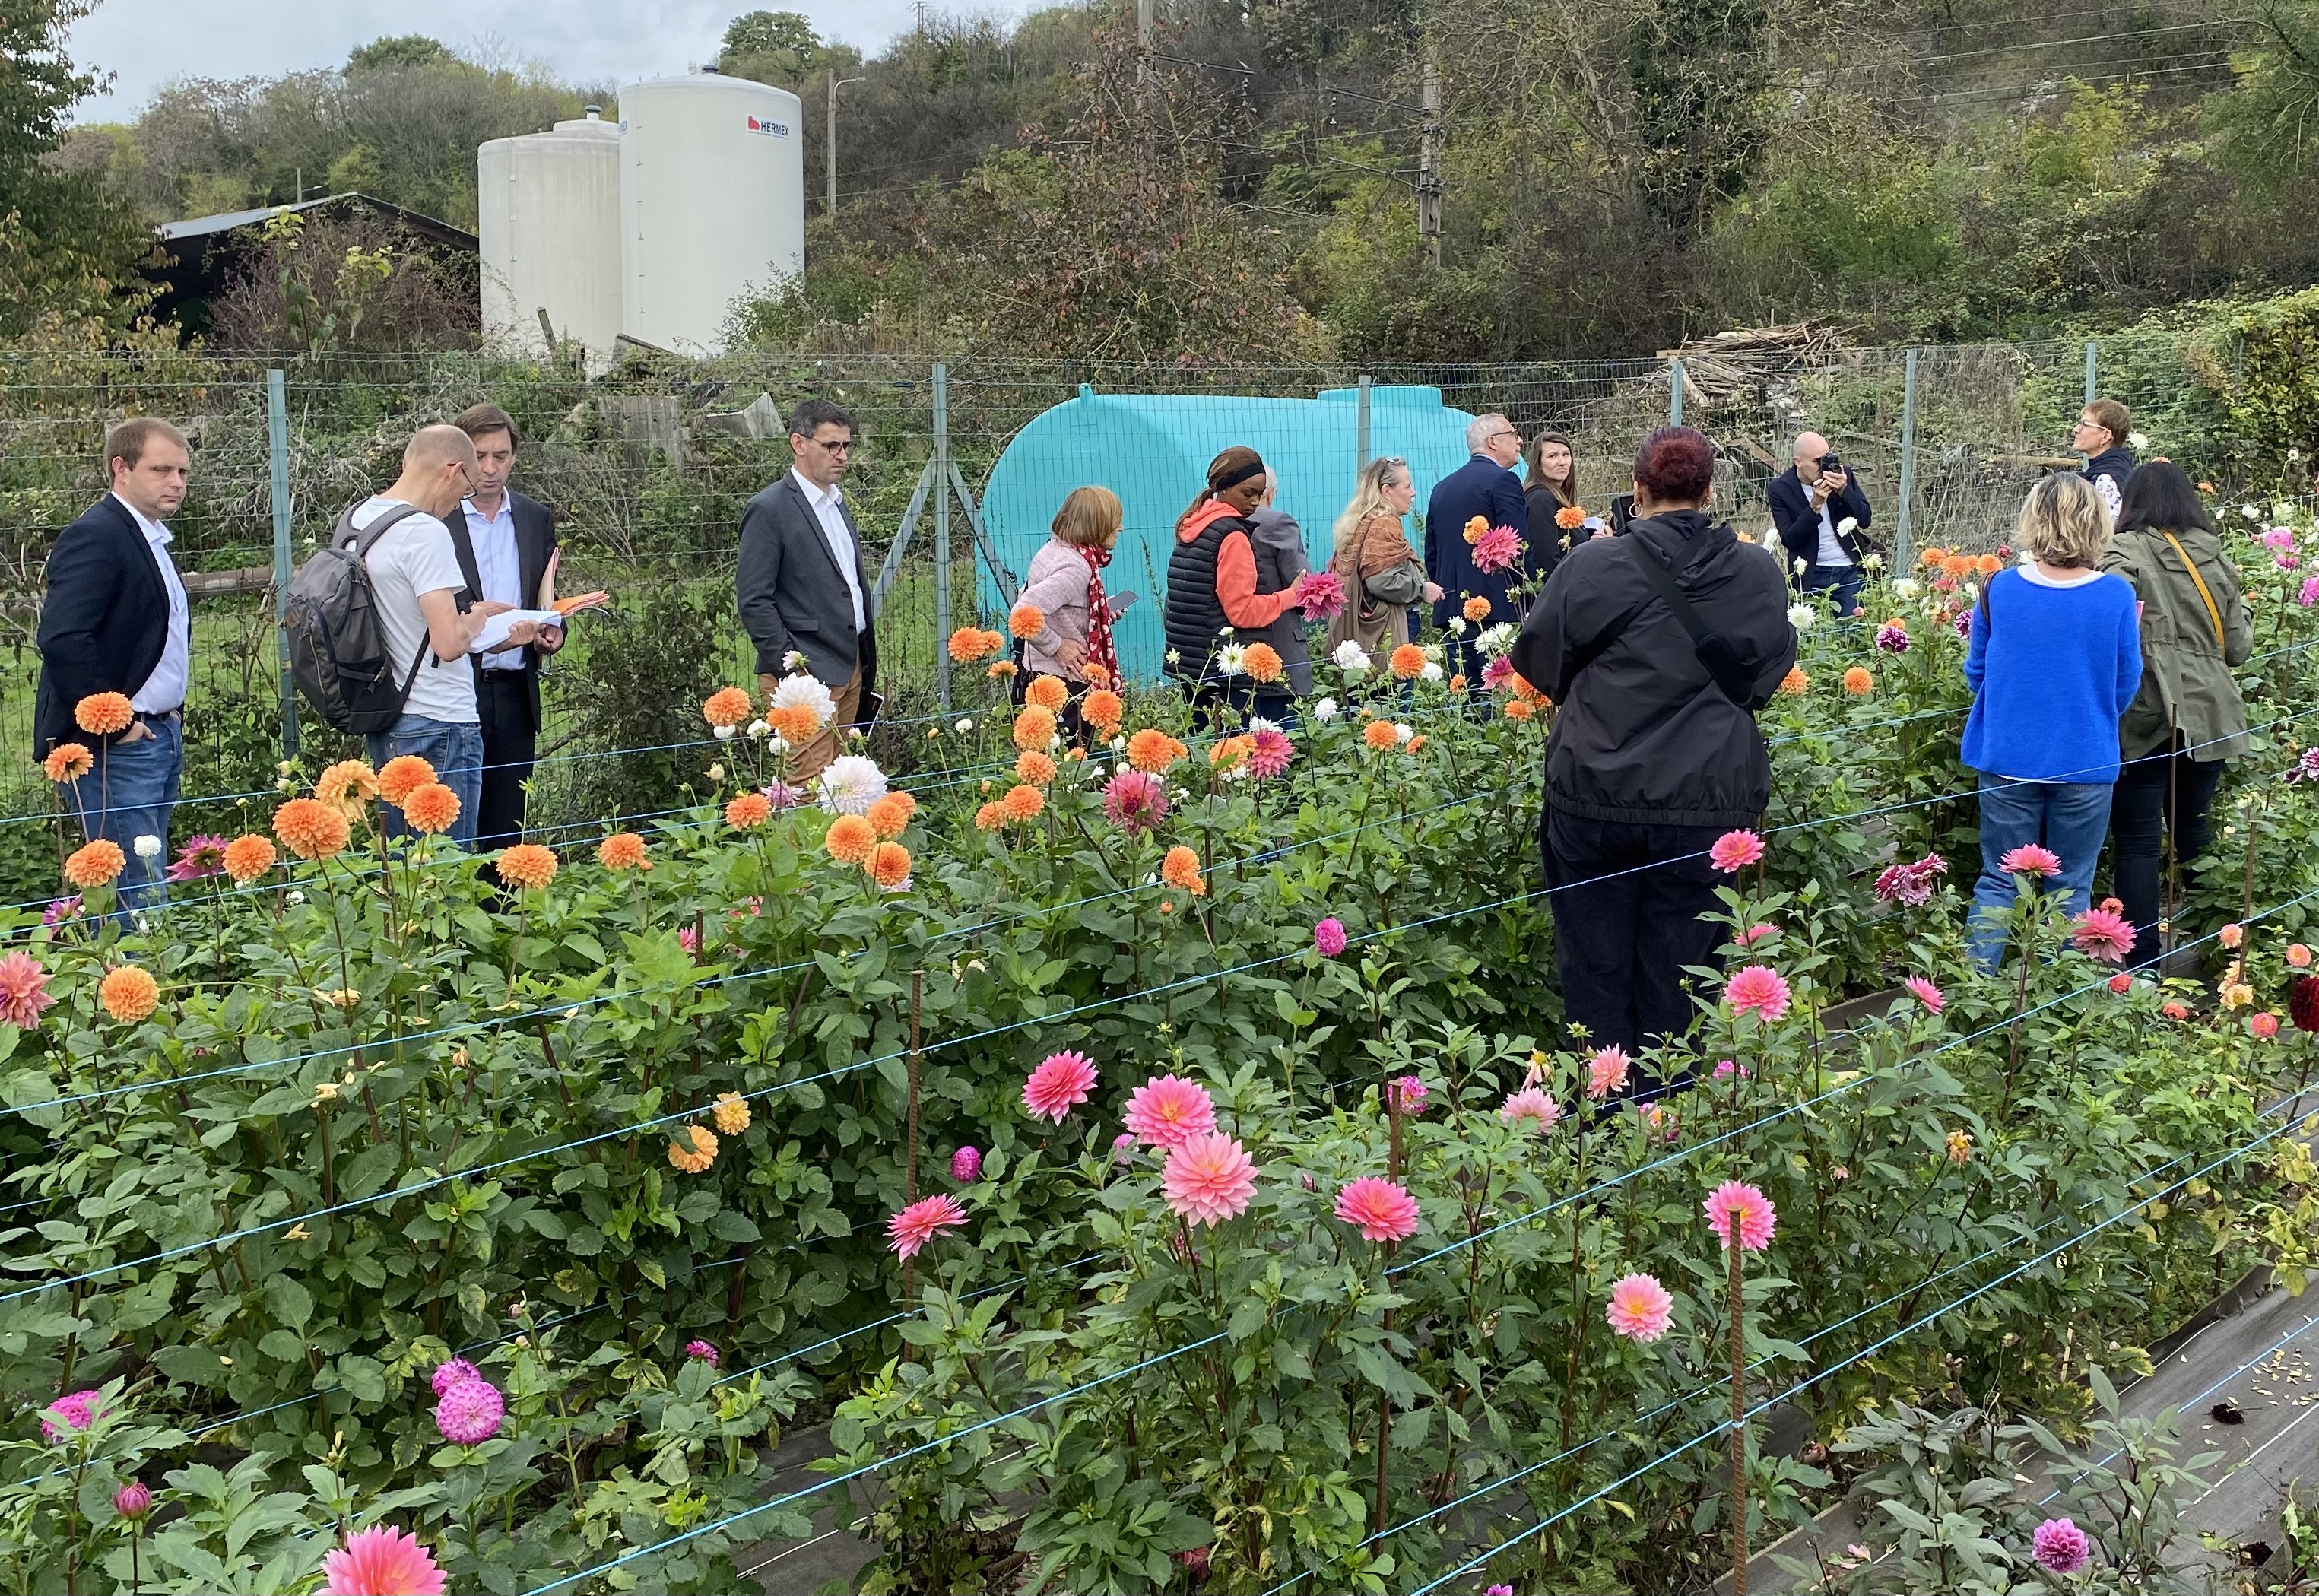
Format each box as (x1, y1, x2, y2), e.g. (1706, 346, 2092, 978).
(477, 108, 623, 364)
(617, 72, 805, 356)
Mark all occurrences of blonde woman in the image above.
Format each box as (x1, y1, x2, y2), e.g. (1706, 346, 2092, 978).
(1016, 486, 1125, 687)
(1325, 456, 1442, 655)
(1961, 472, 2143, 970)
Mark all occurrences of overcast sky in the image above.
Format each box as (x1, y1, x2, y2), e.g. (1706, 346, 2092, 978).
(65, 0, 948, 122)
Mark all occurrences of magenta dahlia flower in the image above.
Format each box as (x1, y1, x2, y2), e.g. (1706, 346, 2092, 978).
(1292, 570, 1346, 620)
(38, 1388, 103, 1443)
(1245, 725, 1293, 779)
(887, 1193, 968, 1260)
(950, 1144, 982, 1182)
(167, 834, 229, 882)
(1388, 1074, 1428, 1114)
(1470, 524, 1523, 574)
(1313, 916, 1347, 957)
(2032, 1517, 2091, 1574)
(1102, 769, 1169, 835)
(430, 1357, 480, 1397)
(433, 1377, 504, 1445)
(684, 1339, 719, 1366)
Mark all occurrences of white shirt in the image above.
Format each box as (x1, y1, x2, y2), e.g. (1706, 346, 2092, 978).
(115, 492, 190, 715)
(791, 467, 867, 631)
(461, 496, 525, 671)
(1813, 497, 1854, 570)
(351, 497, 477, 725)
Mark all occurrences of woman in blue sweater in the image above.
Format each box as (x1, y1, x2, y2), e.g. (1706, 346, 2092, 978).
(1961, 473, 2143, 970)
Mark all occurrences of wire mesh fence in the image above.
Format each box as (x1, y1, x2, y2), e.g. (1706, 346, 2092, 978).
(0, 328, 2277, 891)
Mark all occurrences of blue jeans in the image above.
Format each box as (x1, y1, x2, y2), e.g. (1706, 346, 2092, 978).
(1968, 774, 2115, 971)
(65, 715, 182, 912)
(1803, 566, 1864, 620)
(367, 715, 484, 847)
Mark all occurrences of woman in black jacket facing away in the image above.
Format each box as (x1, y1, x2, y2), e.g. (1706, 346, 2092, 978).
(1510, 426, 1798, 1077)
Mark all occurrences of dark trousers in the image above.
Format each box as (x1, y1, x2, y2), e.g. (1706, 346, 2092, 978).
(1802, 565, 1864, 620)
(1542, 806, 1725, 1077)
(2111, 740, 2228, 969)
(1181, 677, 1294, 734)
(474, 672, 538, 853)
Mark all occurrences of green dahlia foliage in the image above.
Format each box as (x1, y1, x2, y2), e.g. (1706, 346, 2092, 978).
(2, 516, 2319, 1593)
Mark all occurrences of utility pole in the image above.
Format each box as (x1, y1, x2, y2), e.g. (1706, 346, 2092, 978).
(826, 71, 866, 221)
(1138, 0, 1153, 49)
(1417, 63, 1444, 268)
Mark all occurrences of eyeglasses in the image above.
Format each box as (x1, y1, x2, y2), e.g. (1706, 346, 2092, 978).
(801, 436, 852, 453)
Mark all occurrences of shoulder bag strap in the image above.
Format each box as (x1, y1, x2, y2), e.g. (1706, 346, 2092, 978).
(1628, 538, 1756, 708)
(2159, 531, 2226, 649)
(341, 503, 439, 687)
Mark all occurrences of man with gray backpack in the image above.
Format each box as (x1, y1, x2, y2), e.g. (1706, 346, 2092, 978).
(287, 425, 530, 845)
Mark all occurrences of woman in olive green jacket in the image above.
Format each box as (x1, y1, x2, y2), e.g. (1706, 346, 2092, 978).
(2101, 461, 2253, 968)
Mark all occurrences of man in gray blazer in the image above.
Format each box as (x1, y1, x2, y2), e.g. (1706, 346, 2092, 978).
(736, 398, 878, 779)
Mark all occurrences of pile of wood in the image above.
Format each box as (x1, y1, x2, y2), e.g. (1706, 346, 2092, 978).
(1659, 322, 1852, 419)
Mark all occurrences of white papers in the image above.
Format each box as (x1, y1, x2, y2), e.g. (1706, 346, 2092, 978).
(470, 608, 563, 655)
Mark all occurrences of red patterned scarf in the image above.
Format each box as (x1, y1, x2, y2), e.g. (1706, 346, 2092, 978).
(1080, 544, 1120, 686)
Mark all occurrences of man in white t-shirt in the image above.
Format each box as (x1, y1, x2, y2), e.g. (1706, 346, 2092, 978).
(350, 425, 534, 844)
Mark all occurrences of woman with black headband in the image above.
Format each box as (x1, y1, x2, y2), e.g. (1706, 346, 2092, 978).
(1163, 446, 1300, 727)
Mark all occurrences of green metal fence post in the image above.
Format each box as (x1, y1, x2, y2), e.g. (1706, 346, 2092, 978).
(933, 360, 951, 713)
(1895, 348, 1918, 574)
(1669, 357, 1684, 426)
(1356, 374, 1372, 471)
(2083, 338, 2098, 407)
(266, 369, 298, 762)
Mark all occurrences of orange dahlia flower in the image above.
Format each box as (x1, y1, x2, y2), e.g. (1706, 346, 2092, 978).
(597, 832, 651, 871)
(1125, 728, 1181, 773)
(668, 1123, 718, 1173)
(725, 792, 772, 830)
(702, 687, 753, 728)
(1001, 783, 1045, 822)
(377, 754, 436, 805)
(400, 783, 460, 837)
(1842, 665, 1874, 696)
(75, 693, 134, 736)
(1015, 750, 1057, 785)
(221, 834, 277, 883)
(988, 660, 1018, 679)
(1463, 595, 1493, 623)
(826, 814, 877, 864)
(274, 798, 351, 860)
(1388, 643, 1427, 680)
(1362, 719, 1399, 750)
(973, 801, 1008, 832)
(1160, 845, 1205, 896)
(99, 966, 160, 1023)
(1026, 674, 1070, 712)
(1013, 706, 1058, 752)
(1779, 665, 1810, 696)
(1555, 504, 1588, 531)
(1242, 643, 1283, 684)
(1463, 513, 1488, 544)
(948, 627, 999, 664)
(866, 794, 915, 838)
(868, 841, 912, 888)
(42, 744, 92, 784)
(1081, 690, 1124, 734)
(769, 703, 821, 744)
(496, 843, 558, 890)
(1504, 698, 1536, 721)
(712, 1093, 751, 1134)
(1009, 603, 1046, 640)
(64, 838, 125, 888)
(1209, 735, 1252, 770)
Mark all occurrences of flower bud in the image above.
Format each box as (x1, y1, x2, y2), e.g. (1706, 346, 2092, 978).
(113, 1480, 151, 1521)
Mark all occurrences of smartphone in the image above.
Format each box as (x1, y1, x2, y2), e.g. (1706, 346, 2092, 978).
(1108, 590, 1140, 617)
(861, 690, 885, 726)
(1609, 493, 1637, 536)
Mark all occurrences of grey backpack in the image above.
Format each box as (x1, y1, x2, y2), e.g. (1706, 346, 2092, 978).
(283, 502, 430, 734)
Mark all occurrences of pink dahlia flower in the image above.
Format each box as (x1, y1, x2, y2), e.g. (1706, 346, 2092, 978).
(1313, 916, 1347, 957)
(2032, 1517, 2092, 1575)
(1102, 769, 1169, 835)
(430, 1357, 480, 1398)
(1023, 1050, 1098, 1122)
(1162, 1132, 1258, 1226)
(167, 834, 229, 882)
(1704, 1180, 1777, 1252)
(1585, 1045, 1631, 1099)
(1292, 570, 1347, 620)
(950, 1145, 982, 1182)
(1245, 725, 1293, 780)
(678, 925, 702, 957)
(1724, 964, 1792, 1023)
(684, 1339, 719, 1365)
(39, 1388, 103, 1443)
(1873, 853, 1949, 906)
(0, 951, 56, 1030)
(1480, 655, 1515, 690)
(887, 1192, 968, 1260)
(113, 1478, 151, 1519)
(42, 896, 82, 927)
(2108, 973, 2133, 994)
(1874, 621, 1910, 654)
(1334, 1176, 1421, 1242)
(1499, 1086, 1561, 1134)
(2070, 906, 2135, 963)
(1998, 843, 2063, 878)
(434, 1377, 504, 1445)
(1605, 1272, 1675, 1344)
(322, 1525, 447, 1596)
(1389, 1074, 1428, 1115)
(1734, 922, 1778, 948)
(2254, 1011, 2281, 1039)
(1709, 830, 1764, 873)
(1125, 1074, 1217, 1150)
(764, 779, 807, 811)
(1904, 975, 1945, 1014)
(2303, 576, 2319, 608)
(1470, 524, 1523, 574)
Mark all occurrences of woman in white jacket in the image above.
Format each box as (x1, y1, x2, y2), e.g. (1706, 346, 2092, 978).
(1015, 487, 1125, 716)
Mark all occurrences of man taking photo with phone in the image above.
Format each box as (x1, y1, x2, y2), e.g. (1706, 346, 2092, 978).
(1769, 430, 1876, 619)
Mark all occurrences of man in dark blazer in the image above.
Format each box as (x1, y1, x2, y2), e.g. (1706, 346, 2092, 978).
(1426, 411, 1538, 689)
(736, 398, 878, 782)
(1769, 430, 1876, 619)
(450, 405, 561, 854)
(36, 417, 195, 909)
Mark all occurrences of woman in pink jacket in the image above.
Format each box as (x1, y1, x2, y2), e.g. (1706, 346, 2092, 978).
(1014, 487, 1125, 722)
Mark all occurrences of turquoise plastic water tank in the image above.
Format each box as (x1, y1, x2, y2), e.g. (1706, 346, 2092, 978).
(977, 385, 1486, 684)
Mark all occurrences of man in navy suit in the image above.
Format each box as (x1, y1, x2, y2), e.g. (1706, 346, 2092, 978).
(1769, 430, 1875, 619)
(451, 404, 562, 855)
(35, 417, 194, 909)
(1426, 411, 1539, 688)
